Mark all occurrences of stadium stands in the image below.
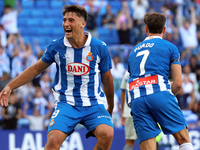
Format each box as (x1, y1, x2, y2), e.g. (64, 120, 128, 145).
(16, 0, 123, 47)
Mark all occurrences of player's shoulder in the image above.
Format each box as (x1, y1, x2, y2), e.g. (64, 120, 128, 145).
(90, 37, 108, 48)
(46, 37, 64, 49)
(161, 39, 178, 49)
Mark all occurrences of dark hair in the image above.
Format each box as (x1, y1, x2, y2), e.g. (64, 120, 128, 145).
(144, 12, 166, 34)
(62, 5, 88, 22)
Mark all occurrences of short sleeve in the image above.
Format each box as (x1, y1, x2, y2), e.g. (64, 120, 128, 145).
(41, 46, 54, 64)
(99, 42, 112, 73)
(170, 44, 181, 66)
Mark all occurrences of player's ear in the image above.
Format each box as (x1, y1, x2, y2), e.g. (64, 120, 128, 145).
(81, 20, 86, 28)
(162, 27, 166, 34)
(145, 26, 148, 34)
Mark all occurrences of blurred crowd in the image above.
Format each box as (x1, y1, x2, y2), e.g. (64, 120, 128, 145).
(0, 0, 200, 130)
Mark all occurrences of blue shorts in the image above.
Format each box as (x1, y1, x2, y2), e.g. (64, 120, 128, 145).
(131, 91, 188, 143)
(48, 102, 113, 138)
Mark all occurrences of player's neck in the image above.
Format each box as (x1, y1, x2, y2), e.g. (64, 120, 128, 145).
(148, 33, 163, 38)
(68, 33, 87, 49)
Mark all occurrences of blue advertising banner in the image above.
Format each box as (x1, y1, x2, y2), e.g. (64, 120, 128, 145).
(0, 128, 126, 150)
(0, 127, 200, 150)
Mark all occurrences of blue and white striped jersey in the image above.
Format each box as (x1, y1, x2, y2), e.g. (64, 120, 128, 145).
(41, 32, 112, 106)
(127, 36, 181, 104)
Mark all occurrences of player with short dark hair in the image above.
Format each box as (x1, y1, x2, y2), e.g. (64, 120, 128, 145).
(128, 12, 193, 150)
(0, 5, 114, 150)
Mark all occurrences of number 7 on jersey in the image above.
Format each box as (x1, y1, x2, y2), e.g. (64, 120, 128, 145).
(136, 50, 150, 76)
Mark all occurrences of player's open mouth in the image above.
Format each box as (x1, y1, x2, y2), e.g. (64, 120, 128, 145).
(65, 29, 72, 33)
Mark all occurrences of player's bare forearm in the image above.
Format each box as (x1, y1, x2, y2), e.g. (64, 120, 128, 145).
(121, 90, 126, 114)
(103, 83, 114, 115)
(7, 59, 50, 91)
(170, 64, 182, 96)
(101, 70, 114, 116)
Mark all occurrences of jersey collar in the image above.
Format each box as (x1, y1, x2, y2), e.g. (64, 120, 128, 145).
(144, 36, 162, 41)
(63, 31, 92, 47)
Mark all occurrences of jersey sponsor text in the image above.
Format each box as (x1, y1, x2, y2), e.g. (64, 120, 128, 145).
(66, 62, 90, 76)
(129, 75, 158, 90)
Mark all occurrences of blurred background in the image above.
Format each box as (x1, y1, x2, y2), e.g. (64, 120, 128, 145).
(0, 0, 200, 149)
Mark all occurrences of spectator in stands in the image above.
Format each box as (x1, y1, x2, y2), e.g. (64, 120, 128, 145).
(101, 4, 115, 29)
(196, 68, 200, 86)
(23, 103, 53, 131)
(182, 64, 197, 84)
(18, 81, 36, 108)
(4, 0, 16, 8)
(131, 0, 149, 22)
(5, 33, 16, 57)
(111, 54, 126, 91)
(116, 2, 133, 45)
(32, 90, 48, 116)
(33, 39, 44, 59)
(193, 87, 200, 126)
(177, 6, 199, 54)
(0, 1, 21, 45)
(130, 0, 149, 43)
(104, 93, 122, 128)
(1, 91, 21, 129)
(112, 93, 122, 128)
(39, 72, 51, 99)
(23, 44, 38, 69)
(0, 72, 10, 91)
(174, 0, 184, 17)
(0, 45, 10, 78)
(149, 0, 165, 13)
(0, 24, 7, 48)
(184, 0, 200, 20)
(11, 47, 23, 78)
(46, 62, 56, 83)
(85, 1, 103, 38)
(189, 54, 200, 73)
(161, 4, 179, 44)
(47, 89, 55, 108)
(177, 72, 195, 110)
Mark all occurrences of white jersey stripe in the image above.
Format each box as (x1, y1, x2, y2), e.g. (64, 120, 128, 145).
(127, 83, 132, 106)
(81, 46, 91, 106)
(145, 74, 154, 95)
(54, 52, 61, 91)
(65, 47, 75, 106)
(133, 78, 140, 99)
(158, 75, 167, 91)
(95, 55, 103, 104)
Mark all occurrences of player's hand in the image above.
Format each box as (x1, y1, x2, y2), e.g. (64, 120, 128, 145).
(0, 86, 12, 107)
(121, 113, 125, 126)
(107, 107, 113, 117)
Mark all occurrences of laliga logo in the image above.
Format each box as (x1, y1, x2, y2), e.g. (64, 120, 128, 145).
(66, 62, 90, 76)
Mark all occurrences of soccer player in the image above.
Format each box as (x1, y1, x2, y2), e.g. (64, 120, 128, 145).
(0, 5, 114, 150)
(121, 70, 137, 150)
(127, 12, 193, 150)
(121, 70, 162, 150)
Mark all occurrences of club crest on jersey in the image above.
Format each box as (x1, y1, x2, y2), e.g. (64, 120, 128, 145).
(86, 52, 93, 62)
(49, 119, 55, 126)
(66, 62, 90, 76)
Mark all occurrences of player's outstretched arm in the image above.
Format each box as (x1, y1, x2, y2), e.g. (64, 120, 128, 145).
(0, 59, 51, 107)
(170, 64, 182, 96)
(101, 70, 114, 116)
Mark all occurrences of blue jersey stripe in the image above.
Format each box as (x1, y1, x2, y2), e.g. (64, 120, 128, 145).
(73, 48, 83, 106)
